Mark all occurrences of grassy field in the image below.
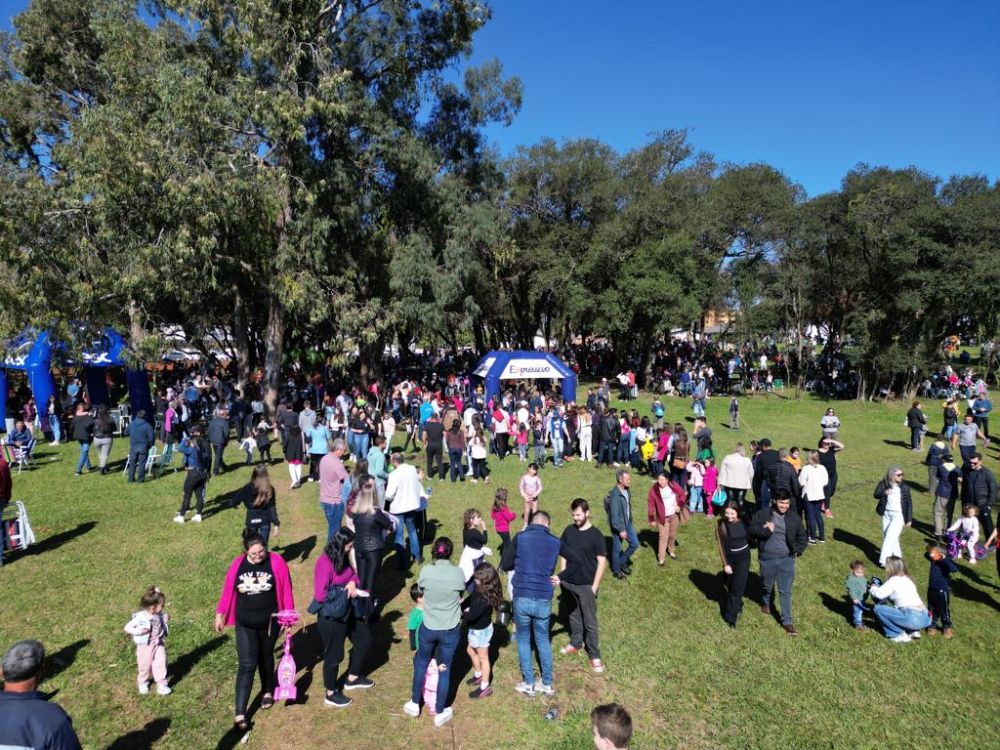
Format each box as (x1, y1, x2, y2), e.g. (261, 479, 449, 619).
(1, 388, 999, 750)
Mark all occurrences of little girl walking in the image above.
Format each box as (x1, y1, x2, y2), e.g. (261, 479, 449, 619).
(123, 586, 172, 695)
(490, 488, 517, 558)
(462, 562, 504, 699)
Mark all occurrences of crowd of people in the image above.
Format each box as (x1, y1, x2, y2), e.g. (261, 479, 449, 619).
(1, 354, 998, 748)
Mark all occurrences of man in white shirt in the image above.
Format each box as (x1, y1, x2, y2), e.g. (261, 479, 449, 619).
(385, 452, 425, 569)
(719, 443, 754, 510)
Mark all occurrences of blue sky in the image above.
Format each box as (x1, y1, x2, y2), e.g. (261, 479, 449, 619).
(3, 0, 998, 196)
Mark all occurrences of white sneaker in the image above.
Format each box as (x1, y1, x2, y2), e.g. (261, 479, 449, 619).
(156, 684, 172, 696)
(433, 707, 453, 727)
(138, 682, 150, 695)
(909, 630, 921, 639)
(191, 514, 202, 523)
(403, 700, 420, 718)
(891, 633, 911, 643)
(173, 515, 185, 524)
(514, 681, 535, 697)
(534, 682, 555, 696)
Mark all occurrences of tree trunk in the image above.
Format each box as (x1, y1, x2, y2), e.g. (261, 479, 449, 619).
(358, 335, 385, 386)
(233, 287, 251, 394)
(128, 298, 144, 358)
(472, 316, 487, 356)
(263, 294, 285, 413)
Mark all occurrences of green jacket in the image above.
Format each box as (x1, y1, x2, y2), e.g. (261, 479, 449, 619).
(416, 560, 466, 630)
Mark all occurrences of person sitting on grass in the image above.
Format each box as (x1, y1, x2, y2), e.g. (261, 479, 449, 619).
(869, 556, 931, 643)
(591, 702, 633, 750)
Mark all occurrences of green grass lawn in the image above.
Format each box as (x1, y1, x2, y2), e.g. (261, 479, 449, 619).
(2, 388, 999, 750)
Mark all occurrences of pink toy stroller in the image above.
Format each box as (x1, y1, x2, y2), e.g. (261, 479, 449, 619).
(273, 610, 300, 702)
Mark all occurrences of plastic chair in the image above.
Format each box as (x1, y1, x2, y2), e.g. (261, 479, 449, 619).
(151, 448, 178, 477)
(14, 438, 37, 473)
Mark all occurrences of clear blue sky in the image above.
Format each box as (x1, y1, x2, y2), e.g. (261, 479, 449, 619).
(3, 0, 998, 196)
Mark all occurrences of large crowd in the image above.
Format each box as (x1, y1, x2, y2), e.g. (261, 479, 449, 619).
(0, 351, 997, 748)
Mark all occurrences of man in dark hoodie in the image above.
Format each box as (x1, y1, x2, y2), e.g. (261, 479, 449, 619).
(753, 438, 779, 509)
(125, 410, 156, 483)
(207, 408, 230, 476)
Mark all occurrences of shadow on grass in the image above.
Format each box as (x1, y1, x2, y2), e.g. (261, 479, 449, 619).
(16, 522, 98, 563)
(277, 535, 316, 564)
(171, 636, 227, 686)
(818, 591, 854, 625)
(106, 717, 171, 750)
(951, 579, 1000, 614)
(882, 439, 913, 450)
(200, 487, 242, 521)
(832, 528, 881, 566)
(47, 639, 90, 681)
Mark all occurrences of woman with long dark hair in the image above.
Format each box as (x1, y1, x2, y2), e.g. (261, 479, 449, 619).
(214, 533, 294, 731)
(231, 464, 280, 545)
(313, 527, 375, 708)
(715, 501, 751, 627)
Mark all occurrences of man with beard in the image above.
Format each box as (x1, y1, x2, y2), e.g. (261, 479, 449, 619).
(556, 498, 607, 674)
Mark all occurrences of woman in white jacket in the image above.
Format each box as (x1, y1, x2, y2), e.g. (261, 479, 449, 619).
(718, 443, 754, 509)
(798, 452, 829, 544)
(869, 557, 930, 642)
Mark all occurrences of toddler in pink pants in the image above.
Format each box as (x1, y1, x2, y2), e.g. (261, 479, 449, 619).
(123, 586, 172, 695)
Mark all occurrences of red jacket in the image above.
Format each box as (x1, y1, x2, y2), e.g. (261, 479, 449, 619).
(647, 480, 686, 524)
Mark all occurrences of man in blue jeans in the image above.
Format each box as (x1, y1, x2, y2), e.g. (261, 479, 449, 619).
(749, 491, 807, 636)
(318, 439, 349, 543)
(510, 511, 560, 697)
(606, 470, 638, 580)
(384, 452, 425, 569)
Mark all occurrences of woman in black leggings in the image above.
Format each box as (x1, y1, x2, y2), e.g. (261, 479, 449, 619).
(715, 501, 751, 628)
(350, 481, 393, 592)
(214, 533, 294, 731)
(312, 527, 376, 708)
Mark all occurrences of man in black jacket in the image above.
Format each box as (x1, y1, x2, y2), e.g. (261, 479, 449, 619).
(753, 439, 779, 508)
(207, 409, 230, 476)
(125, 410, 156, 483)
(767, 449, 803, 517)
(749, 491, 807, 636)
(596, 409, 619, 469)
(963, 453, 997, 541)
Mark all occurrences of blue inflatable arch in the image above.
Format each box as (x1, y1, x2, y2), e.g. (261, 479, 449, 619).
(0, 328, 152, 430)
(471, 350, 577, 405)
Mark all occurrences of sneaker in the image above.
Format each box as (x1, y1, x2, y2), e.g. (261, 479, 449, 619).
(590, 658, 604, 673)
(469, 685, 493, 699)
(173, 514, 185, 524)
(943, 628, 954, 639)
(760, 604, 771, 616)
(808, 538, 817, 545)
(891, 633, 912, 643)
(909, 630, 921, 639)
(514, 681, 535, 697)
(324, 691, 352, 708)
(307, 477, 315, 482)
(191, 514, 202, 523)
(344, 677, 374, 690)
(818, 538, 827, 543)
(560, 645, 580, 656)
(466, 673, 483, 686)
(824, 509, 833, 518)
(403, 700, 421, 717)
(534, 682, 554, 696)
(854, 624, 868, 632)
(433, 707, 453, 727)
(138, 682, 150, 695)
(925, 627, 940, 636)
(156, 684, 172, 696)
(782, 624, 798, 636)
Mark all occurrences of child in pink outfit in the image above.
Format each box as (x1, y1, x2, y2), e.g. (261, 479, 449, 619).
(703, 458, 719, 517)
(124, 586, 172, 695)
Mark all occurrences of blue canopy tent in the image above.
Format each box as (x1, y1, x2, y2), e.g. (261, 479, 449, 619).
(0, 328, 152, 431)
(471, 350, 577, 405)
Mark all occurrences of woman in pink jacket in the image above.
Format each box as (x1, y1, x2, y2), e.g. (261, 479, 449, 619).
(214, 533, 294, 731)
